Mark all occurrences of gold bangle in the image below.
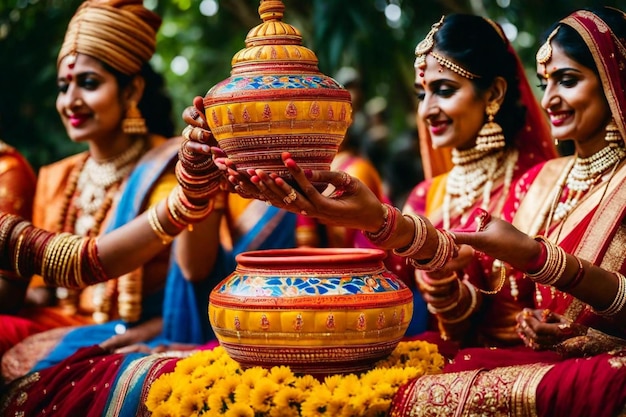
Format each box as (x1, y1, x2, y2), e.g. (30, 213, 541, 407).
(148, 205, 176, 245)
(595, 272, 626, 317)
(439, 281, 478, 324)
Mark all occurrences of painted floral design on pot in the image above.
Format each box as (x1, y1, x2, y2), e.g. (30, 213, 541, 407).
(209, 248, 413, 376)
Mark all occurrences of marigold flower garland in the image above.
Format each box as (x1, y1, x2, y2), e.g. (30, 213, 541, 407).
(145, 340, 444, 417)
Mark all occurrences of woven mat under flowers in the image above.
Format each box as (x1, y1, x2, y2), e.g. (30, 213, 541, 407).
(145, 340, 444, 417)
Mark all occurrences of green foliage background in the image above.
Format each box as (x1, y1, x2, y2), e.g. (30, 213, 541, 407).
(1, 0, 623, 172)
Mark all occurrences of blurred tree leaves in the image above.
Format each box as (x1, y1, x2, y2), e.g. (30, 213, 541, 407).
(1, 0, 623, 171)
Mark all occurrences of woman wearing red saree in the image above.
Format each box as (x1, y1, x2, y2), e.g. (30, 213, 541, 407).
(218, 7, 626, 415)
(386, 6, 626, 416)
(397, 14, 556, 340)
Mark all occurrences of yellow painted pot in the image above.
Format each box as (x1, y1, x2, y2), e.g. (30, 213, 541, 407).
(203, 0, 351, 186)
(209, 248, 413, 376)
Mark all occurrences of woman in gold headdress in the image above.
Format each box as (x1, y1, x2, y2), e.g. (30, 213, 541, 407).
(0, 0, 226, 381)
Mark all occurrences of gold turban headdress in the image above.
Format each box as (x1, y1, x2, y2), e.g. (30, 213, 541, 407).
(57, 0, 161, 75)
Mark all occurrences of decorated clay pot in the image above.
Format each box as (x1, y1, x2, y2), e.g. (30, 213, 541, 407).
(203, 0, 352, 186)
(209, 248, 413, 376)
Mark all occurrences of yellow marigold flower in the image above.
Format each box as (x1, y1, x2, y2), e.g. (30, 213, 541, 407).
(234, 383, 251, 404)
(371, 381, 396, 401)
(179, 393, 206, 416)
(145, 373, 175, 411)
(194, 370, 221, 390)
(150, 402, 177, 417)
(294, 374, 320, 391)
(212, 377, 240, 407)
(146, 340, 444, 417)
(223, 403, 255, 417)
(325, 398, 345, 416)
(208, 393, 227, 413)
(249, 379, 280, 413)
(333, 374, 360, 401)
(322, 374, 344, 392)
(268, 365, 296, 386)
(272, 386, 305, 409)
(363, 398, 390, 417)
(241, 366, 269, 387)
(344, 392, 370, 416)
(300, 386, 333, 416)
(268, 405, 301, 417)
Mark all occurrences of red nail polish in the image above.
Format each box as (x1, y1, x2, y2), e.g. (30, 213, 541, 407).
(304, 169, 313, 178)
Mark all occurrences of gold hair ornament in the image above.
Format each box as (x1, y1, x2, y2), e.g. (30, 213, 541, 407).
(431, 51, 480, 80)
(536, 27, 560, 78)
(415, 16, 445, 71)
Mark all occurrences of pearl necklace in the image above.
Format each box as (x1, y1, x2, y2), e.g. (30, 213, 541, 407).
(74, 139, 145, 235)
(552, 143, 626, 222)
(443, 148, 518, 229)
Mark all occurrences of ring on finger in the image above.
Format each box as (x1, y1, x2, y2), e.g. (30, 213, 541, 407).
(283, 188, 297, 205)
(182, 125, 193, 140)
(188, 107, 200, 120)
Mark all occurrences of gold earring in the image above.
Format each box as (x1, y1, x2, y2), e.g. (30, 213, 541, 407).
(475, 101, 505, 151)
(122, 101, 147, 135)
(605, 118, 622, 143)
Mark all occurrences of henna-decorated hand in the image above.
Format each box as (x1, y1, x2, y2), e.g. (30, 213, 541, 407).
(452, 209, 542, 272)
(516, 308, 587, 351)
(233, 152, 387, 233)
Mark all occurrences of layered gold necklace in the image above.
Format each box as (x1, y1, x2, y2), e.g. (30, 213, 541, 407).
(549, 143, 626, 224)
(536, 142, 626, 307)
(443, 147, 518, 229)
(56, 138, 146, 323)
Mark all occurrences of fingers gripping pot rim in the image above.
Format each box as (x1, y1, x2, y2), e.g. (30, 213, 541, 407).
(203, 0, 352, 189)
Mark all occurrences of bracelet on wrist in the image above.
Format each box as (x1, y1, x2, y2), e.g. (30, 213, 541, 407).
(525, 236, 567, 286)
(594, 272, 626, 317)
(438, 281, 478, 324)
(556, 255, 586, 292)
(408, 229, 457, 272)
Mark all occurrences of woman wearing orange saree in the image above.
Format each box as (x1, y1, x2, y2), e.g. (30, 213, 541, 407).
(0, 140, 37, 314)
(0, 0, 227, 379)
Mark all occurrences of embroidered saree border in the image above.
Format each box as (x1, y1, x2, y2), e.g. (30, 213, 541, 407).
(511, 158, 572, 236)
(575, 163, 626, 264)
(393, 363, 554, 416)
(104, 354, 176, 417)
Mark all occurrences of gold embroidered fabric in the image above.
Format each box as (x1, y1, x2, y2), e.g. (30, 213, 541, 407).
(395, 363, 554, 416)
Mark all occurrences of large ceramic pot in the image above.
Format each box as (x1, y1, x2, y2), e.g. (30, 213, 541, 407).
(209, 248, 413, 376)
(203, 0, 351, 186)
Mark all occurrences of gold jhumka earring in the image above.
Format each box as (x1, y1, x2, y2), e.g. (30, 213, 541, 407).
(605, 118, 623, 143)
(475, 101, 505, 151)
(122, 100, 147, 135)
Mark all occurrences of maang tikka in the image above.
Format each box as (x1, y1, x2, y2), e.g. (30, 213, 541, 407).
(414, 15, 480, 80)
(415, 16, 445, 73)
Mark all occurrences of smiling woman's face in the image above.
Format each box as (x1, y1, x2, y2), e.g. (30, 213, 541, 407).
(56, 53, 125, 145)
(537, 43, 612, 154)
(415, 53, 488, 151)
